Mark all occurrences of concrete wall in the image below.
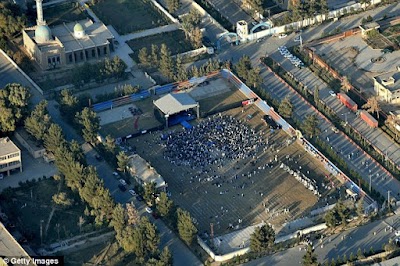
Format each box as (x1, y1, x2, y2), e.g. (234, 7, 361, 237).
(191, 1, 228, 36)
(174, 46, 207, 59)
(150, 0, 179, 24)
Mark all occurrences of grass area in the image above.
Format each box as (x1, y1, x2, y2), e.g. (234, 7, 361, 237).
(0, 178, 94, 246)
(44, 2, 87, 25)
(127, 30, 195, 62)
(91, 0, 170, 35)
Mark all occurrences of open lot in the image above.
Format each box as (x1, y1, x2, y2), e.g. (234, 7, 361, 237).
(44, 2, 87, 26)
(91, 0, 170, 35)
(129, 105, 338, 236)
(127, 30, 195, 61)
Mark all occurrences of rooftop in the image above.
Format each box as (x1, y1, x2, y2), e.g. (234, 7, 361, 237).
(128, 154, 166, 189)
(359, 21, 380, 31)
(0, 222, 34, 265)
(15, 128, 45, 152)
(154, 93, 199, 115)
(0, 138, 20, 156)
(374, 71, 400, 92)
(26, 19, 114, 52)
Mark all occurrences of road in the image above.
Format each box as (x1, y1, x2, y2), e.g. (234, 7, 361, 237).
(245, 214, 400, 265)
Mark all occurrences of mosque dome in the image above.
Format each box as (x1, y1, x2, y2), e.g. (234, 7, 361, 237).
(74, 23, 85, 39)
(35, 25, 52, 43)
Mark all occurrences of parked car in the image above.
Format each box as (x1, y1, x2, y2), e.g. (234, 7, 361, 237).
(278, 33, 287, 39)
(136, 195, 144, 201)
(329, 90, 336, 97)
(112, 172, 119, 178)
(118, 184, 127, 192)
(145, 207, 153, 214)
(0, 174, 4, 180)
(94, 155, 102, 161)
(119, 179, 127, 186)
(129, 189, 136, 196)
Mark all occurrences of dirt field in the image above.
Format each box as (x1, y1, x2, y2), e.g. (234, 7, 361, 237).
(128, 105, 338, 236)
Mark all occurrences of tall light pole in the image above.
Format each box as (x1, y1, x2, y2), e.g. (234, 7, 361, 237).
(341, 112, 350, 125)
(388, 190, 391, 210)
(40, 220, 44, 245)
(369, 174, 372, 192)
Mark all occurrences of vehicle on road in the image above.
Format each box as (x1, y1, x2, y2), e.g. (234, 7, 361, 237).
(129, 189, 136, 196)
(278, 33, 287, 39)
(395, 230, 400, 236)
(0, 174, 3, 180)
(118, 184, 127, 192)
(119, 179, 127, 186)
(94, 155, 102, 161)
(329, 90, 336, 97)
(145, 207, 153, 214)
(136, 195, 144, 201)
(112, 172, 119, 177)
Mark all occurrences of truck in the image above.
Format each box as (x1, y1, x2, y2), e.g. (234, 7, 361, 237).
(337, 93, 358, 111)
(359, 110, 378, 128)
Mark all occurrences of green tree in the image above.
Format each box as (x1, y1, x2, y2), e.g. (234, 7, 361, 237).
(24, 100, 51, 142)
(117, 151, 129, 172)
(177, 208, 197, 245)
(247, 67, 262, 88)
(144, 182, 157, 206)
(166, 0, 180, 13)
(301, 114, 320, 138)
(104, 135, 116, 153)
(0, 2, 26, 38)
(313, 86, 320, 105)
(190, 27, 203, 48)
(52, 192, 73, 207)
(362, 96, 381, 119)
(159, 246, 173, 265)
(75, 107, 100, 144)
(0, 105, 17, 133)
(101, 56, 127, 80)
(156, 192, 173, 217)
(110, 203, 126, 236)
(151, 44, 159, 66)
(141, 216, 160, 256)
(175, 56, 188, 82)
(357, 247, 365, 259)
(235, 55, 252, 81)
(139, 47, 150, 66)
(250, 224, 275, 252)
(69, 139, 85, 164)
(302, 244, 318, 266)
(159, 44, 174, 80)
(44, 123, 66, 154)
(126, 202, 139, 226)
(59, 89, 79, 120)
(278, 96, 293, 118)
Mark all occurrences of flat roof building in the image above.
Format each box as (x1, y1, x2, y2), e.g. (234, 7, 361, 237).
(0, 137, 22, 176)
(373, 68, 400, 104)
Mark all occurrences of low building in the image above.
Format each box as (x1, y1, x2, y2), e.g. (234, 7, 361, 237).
(0, 137, 22, 176)
(127, 154, 167, 191)
(373, 68, 400, 104)
(14, 128, 46, 159)
(359, 21, 380, 37)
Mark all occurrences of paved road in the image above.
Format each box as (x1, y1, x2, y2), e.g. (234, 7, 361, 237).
(245, 214, 400, 265)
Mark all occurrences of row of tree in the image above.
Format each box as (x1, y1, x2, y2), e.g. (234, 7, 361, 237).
(0, 83, 31, 134)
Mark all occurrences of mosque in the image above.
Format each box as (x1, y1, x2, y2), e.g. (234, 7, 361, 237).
(22, 0, 115, 70)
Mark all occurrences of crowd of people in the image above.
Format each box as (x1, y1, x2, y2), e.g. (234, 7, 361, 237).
(163, 114, 267, 169)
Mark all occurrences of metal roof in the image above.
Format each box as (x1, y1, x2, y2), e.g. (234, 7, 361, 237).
(0, 137, 20, 156)
(153, 93, 198, 115)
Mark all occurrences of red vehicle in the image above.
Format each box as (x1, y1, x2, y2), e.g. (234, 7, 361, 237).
(359, 110, 378, 128)
(337, 93, 357, 111)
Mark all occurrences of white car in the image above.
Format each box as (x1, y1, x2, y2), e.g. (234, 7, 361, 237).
(0, 173, 3, 180)
(128, 189, 136, 196)
(278, 34, 287, 39)
(395, 230, 400, 236)
(112, 171, 119, 177)
(119, 179, 127, 186)
(145, 207, 153, 214)
(329, 90, 336, 97)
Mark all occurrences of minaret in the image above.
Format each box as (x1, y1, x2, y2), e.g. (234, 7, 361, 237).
(36, 0, 46, 26)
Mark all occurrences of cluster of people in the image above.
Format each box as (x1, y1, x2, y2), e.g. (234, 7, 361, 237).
(280, 163, 322, 197)
(163, 114, 267, 169)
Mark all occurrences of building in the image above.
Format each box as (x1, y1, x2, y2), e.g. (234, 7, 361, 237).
(359, 21, 380, 37)
(373, 68, 400, 104)
(14, 128, 45, 159)
(127, 154, 167, 191)
(0, 137, 22, 176)
(23, 0, 114, 70)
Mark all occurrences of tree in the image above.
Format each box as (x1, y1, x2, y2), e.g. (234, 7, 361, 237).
(110, 204, 126, 236)
(44, 123, 66, 154)
(126, 202, 139, 226)
(324, 210, 338, 227)
(279, 96, 293, 118)
(302, 244, 318, 266)
(177, 208, 197, 245)
(0, 2, 26, 38)
(356, 198, 364, 218)
(313, 86, 320, 105)
(235, 55, 252, 81)
(104, 135, 116, 153)
(247, 67, 262, 88)
(302, 114, 320, 138)
(69, 139, 85, 164)
(183, 9, 201, 27)
(139, 47, 150, 66)
(250, 224, 275, 252)
(140, 216, 160, 256)
(190, 27, 203, 48)
(101, 56, 127, 80)
(59, 89, 79, 121)
(159, 44, 174, 80)
(151, 44, 159, 66)
(159, 246, 173, 265)
(175, 56, 188, 82)
(75, 107, 100, 144)
(25, 100, 51, 142)
(362, 96, 380, 119)
(144, 182, 157, 207)
(242, 0, 263, 14)
(166, 0, 180, 13)
(78, 216, 85, 233)
(52, 192, 73, 207)
(117, 151, 129, 172)
(156, 192, 173, 217)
